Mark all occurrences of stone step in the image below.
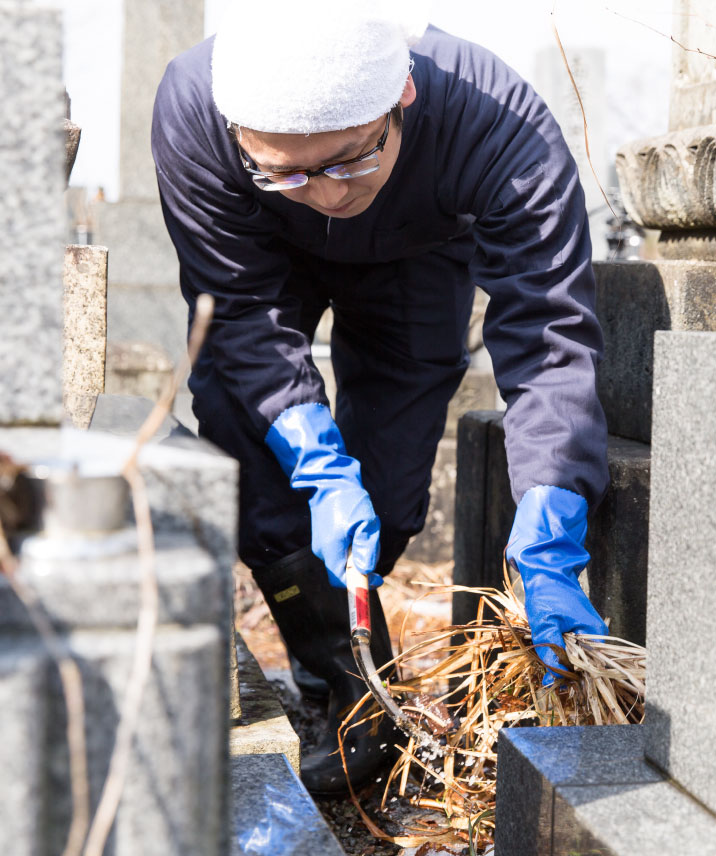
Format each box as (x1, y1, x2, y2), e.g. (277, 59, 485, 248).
(229, 633, 300, 775)
(453, 411, 650, 645)
(593, 259, 716, 444)
(230, 753, 344, 856)
(494, 725, 716, 856)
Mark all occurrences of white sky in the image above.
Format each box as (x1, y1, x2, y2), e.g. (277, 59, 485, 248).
(59, 0, 677, 201)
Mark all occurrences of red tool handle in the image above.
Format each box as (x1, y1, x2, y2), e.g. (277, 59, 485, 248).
(346, 552, 371, 636)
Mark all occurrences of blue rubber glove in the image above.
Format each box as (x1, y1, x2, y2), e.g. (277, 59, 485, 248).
(265, 402, 382, 588)
(505, 485, 608, 685)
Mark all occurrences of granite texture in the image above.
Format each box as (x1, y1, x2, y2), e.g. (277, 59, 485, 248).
(63, 244, 108, 427)
(45, 625, 225, 856)
(593, 260, 716, 444)
(0, 639, 47, 856)
(0, 3, 64, 425)
(119, 0, 204, 201)
(229, 634, 300, 775)
(452, 413, 651, 644)
(1, 535, 223, 630)
(230, 754, 344, 856)
(494, 725, 655, 856)
(644, 331, 716, 813)
(492, 725, 716, 856)
(585, 436, 650, 645)
(553, 780, 716, 856)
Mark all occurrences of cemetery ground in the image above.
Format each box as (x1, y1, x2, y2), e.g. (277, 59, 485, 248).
(235, 557, 467, 856)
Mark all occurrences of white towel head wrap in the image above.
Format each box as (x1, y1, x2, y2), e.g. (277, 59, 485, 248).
(212, 0, 429, 134)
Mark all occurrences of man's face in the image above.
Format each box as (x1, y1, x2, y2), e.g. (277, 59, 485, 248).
(238, 77, 416, 219)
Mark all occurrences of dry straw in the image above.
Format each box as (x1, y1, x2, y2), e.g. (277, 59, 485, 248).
(339, 566, 646, 852)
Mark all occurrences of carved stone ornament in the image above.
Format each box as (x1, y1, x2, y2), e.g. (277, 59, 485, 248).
(616, 126, 716, 231)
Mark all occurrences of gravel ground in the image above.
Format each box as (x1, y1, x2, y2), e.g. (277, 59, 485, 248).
(270, 675, 472, 856)
(237, 558, 484, 855)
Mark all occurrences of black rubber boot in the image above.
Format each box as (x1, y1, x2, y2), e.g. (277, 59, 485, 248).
(253, 546, 401, 795)
(287, 650, 330, 704)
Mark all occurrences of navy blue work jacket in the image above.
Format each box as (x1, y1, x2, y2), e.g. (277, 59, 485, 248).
(151, 25, 609, 510)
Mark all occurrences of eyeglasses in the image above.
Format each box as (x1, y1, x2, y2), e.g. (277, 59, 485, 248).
(238, 112, 391, 191)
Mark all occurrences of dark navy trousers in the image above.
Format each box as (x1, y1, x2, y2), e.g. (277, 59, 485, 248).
(194, 242, 475, 575)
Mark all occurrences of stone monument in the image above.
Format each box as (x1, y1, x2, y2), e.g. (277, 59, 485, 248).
(95, 0, 205, 383)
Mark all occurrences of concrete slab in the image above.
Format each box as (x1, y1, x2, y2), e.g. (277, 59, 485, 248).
(229, 634, 301, 775)
(230, 754, 344, 856)
(644, 331, 716, 812)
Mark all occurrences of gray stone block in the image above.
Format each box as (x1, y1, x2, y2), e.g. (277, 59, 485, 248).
(90, 394, 239, 577)
(0, 3, 65, 425)
(1, 535, 224, 630)
(46, 625, 225, 856)
(594, 259, 716, 443)
(229, 634, 300, 775)
(96, 200, 181, 288)
(452, 412, 513, 627)
(0, 639, 47, 856)
(63, 244, 108, 428)
(230, 754, 344, 856)
(644, 331, 716, 812)
(453, 413, 650, 644)
(119, 0, 204, 201)
(495, 725, 716, 856)
(585, 437, 650, 645)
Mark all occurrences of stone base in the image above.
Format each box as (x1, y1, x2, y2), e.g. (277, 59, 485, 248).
(593, 259, 716, 444)
(495, 726, 716, 856)
(230, 754, 344, 856)
(452, 412, 651, 645)
(229, 634, 301, 775)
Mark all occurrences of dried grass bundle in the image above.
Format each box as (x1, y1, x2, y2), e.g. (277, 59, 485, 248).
(340, 569, 646, 852)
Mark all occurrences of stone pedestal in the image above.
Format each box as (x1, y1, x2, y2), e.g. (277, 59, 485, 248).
(594, 259, 716, 443)
(644, 331, 716, 811)
(0, 3, 65, 425)
(0, 533, 227, 856)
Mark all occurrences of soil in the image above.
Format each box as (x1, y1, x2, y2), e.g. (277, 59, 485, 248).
(235, 557, 482, 856)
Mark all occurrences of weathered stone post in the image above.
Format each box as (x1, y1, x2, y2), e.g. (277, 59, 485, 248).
(95, 0, 205, 383)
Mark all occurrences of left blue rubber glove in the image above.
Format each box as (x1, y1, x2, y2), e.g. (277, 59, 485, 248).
(505, 485, 608, 685)
(265, 402, 382, 589)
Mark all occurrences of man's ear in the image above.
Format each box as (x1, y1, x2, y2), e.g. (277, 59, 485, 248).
(399, 73, 417, 109)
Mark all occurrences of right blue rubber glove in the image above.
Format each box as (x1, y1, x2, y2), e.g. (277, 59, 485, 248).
(505, 485, 608, 685)
(265, 402, 382, 589)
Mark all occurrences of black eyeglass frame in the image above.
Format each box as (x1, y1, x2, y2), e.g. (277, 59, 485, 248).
(237, 112, 392, 189)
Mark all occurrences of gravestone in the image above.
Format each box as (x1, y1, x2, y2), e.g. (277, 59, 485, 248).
(95, 0, 205, 371)
(0, 1, 65, 426)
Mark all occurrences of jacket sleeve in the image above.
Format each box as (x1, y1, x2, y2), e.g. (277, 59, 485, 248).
(439, 53, 609, 510)
(151, 58, 328, 440)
